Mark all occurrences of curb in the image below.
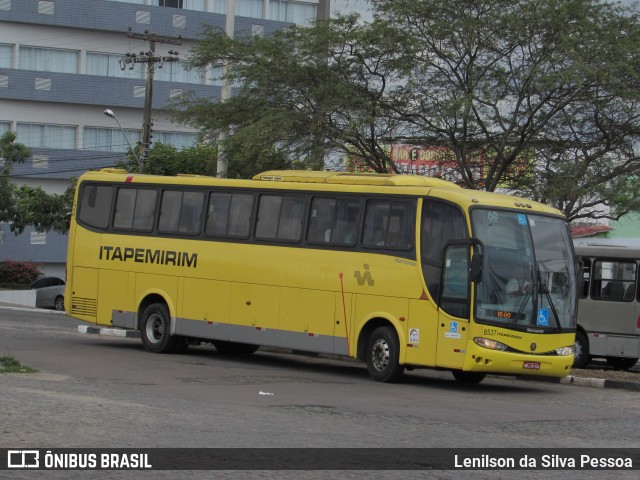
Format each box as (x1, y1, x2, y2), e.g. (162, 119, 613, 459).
(518, 373, 640, 392)
(561, 374, 640, 392)
(78, 325, 140, 339)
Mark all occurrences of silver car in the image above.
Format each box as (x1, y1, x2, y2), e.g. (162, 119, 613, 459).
(30, 277, 65, 311)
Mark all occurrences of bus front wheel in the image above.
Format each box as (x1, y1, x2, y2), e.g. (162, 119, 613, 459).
(365, 326, 404, 383)
(452, 370, 486, 384)
(573, 331, 590, 369)
(140, 303, 179, 354)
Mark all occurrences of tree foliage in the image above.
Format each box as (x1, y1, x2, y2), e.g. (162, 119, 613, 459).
(126, 141, 292, 179)
(1, 131, 74, 235)
(174, 0, 640, 221)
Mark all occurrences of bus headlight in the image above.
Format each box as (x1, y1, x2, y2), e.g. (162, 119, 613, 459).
(473, 337, 508, 351)
(555, 346, 574, 356)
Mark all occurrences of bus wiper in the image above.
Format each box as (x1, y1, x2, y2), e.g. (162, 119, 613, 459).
(509, 289, 532, 328)
(537, 269, 562, 329)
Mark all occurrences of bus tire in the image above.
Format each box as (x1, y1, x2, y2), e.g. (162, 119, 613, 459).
(605, 356, 638, 370)
(452, 370, 486, 384)
(573, 330, 590, 369)
(213, 340, 259, 356)
(140, 303, 179, 354)
(365, 326, 404, 383)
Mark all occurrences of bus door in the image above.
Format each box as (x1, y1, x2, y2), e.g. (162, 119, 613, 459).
(435, 244, 471, 369)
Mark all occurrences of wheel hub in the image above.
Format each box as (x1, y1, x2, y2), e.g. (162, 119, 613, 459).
(372, 338, 390, 372)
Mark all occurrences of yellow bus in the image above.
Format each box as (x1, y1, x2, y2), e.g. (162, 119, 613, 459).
(65, 169, 577, 383)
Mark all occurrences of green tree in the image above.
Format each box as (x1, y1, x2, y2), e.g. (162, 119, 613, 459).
(374, 0, 640, 220)
(174, 15, 404, 173)
(1, 131, 74, 235)
(128, 141, 293, 179)
(174, 0, 640, 222)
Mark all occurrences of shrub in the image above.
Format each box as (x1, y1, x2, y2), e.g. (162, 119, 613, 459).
(0, 260, 42, 288)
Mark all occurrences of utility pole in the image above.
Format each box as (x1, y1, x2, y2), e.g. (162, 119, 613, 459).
(122, 28, 181, 167)
(216, 0, 235, 178)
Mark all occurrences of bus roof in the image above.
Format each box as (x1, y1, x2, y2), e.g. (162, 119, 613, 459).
(573, 237, 640, 258)
(252, 170, 461, 188)
(79, 168, 563, 217)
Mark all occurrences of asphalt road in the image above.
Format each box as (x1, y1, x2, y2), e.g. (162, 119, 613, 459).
(1, 306, 638, 480)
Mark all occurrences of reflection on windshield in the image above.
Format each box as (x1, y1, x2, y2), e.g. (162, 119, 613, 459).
(472, 209, 576, 331)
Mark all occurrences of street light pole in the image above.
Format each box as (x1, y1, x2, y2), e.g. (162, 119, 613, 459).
(104, 108, 142, 169)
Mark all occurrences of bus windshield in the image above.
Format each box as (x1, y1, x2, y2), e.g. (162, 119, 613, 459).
(472, 209, 576, 331)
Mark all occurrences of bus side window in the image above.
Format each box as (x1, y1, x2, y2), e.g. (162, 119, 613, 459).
(256, 195, 305, 242)
(362, 200, 414, 250)
(206, 193, 231, 236)
(114, 188, 157, 231)
(580, 258, 591, 299)
(78, 185, 112, 229)
(420, 200, 468, 303)
(177, 191, 204, 234)
(307, 197, 360, 246)
(159, 190, 183, 233)
(592, 259, 637, 302)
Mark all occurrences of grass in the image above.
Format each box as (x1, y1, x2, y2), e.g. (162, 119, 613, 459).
(0, 356, 37, 374)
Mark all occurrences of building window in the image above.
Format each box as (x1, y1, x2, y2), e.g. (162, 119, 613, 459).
(0, 122, 10, 136)
(153, 131, 197, 150)
(154, 60, 204, 84)
(86, 52, 144, 79)
(84, 127, 141, 153)
(0, 0, 11, 11)
(157, 0, 183, 7)
(16, 123, 76, 149)
(212, 0, 226, 14)
(19, 46, 78, 74)
(271, 1, 317, 25)
(206, 65, 223, 86)
(0, 43, 12, 68)
(237, 0, 263, 19)
(107, 0, 146, 4)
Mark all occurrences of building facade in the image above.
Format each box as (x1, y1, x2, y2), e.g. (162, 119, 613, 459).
(0, 0, 327, 277)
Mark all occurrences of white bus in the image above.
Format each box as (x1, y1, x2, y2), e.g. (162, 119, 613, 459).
(573, 238, 640, 369)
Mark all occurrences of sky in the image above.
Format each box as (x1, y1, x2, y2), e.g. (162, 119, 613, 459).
(330, 0, 373, 20)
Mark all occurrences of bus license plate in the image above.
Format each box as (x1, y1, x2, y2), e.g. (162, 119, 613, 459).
(523, 361, 540, 370)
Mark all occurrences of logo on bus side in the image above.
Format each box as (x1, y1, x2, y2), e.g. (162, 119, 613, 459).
(354, 264, 375, 286)
(99, 245, 198, 269)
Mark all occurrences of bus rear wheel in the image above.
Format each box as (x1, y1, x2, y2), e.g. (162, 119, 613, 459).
(606, 356, 638, 370)
(365, 326, 404, 383)
(573, 331, 590, 369)
(140, 303, 180, 354)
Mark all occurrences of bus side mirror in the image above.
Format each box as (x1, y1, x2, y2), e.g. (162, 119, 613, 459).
(470, 254, 483, 283)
